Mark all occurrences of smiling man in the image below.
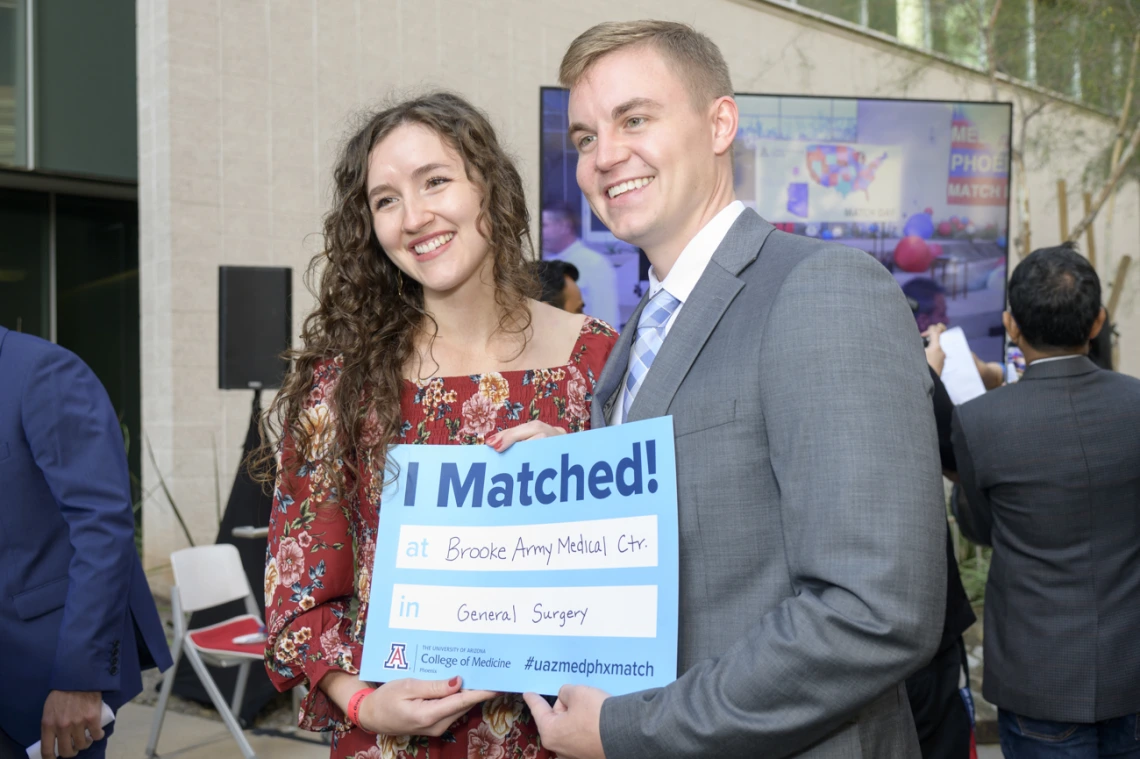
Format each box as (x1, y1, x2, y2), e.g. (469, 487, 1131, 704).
(522, 21, 946, 759)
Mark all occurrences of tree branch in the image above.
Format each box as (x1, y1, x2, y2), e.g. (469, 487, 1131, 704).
(1069, 117, 1140, 241)
(1110, 31, 1140, 172)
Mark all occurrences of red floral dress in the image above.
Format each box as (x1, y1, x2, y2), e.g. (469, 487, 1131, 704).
(265, 318, 618, 759)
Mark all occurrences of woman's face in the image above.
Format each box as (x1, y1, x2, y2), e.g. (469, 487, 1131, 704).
(366, 123, 491, 297)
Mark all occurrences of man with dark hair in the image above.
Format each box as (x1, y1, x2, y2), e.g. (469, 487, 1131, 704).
(541, 203, 619, 326)
(952, 242, 1140, 758)
(534, 260, 585, 314)
(902, 277, 949, 332)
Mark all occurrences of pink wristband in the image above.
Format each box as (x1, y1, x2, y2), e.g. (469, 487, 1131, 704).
(346, 687, 376, 732)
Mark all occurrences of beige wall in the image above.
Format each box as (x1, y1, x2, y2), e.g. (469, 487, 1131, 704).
(137, 0, 1140, 571)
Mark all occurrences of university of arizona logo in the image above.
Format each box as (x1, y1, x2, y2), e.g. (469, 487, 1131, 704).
(383, 643, 409, 670)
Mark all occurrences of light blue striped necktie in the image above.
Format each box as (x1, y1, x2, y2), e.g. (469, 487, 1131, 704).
(623, 288, 682, 421)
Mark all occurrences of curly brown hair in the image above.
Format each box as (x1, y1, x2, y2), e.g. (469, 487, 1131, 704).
(252, 92, 537, 495)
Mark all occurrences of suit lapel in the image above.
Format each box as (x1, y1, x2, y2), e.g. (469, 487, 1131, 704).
(625, 209, 775, 423)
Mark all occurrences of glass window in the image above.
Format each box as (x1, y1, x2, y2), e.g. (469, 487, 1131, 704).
(54, 194, 140, 502)
(0, 0, 29, 167)
(0, 188, 50, 337)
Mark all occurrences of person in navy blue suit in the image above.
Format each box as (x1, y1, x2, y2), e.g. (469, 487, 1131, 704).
(0, 326, 172, 758)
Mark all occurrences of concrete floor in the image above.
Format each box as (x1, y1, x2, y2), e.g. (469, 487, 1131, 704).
(112, 702, 328, 758)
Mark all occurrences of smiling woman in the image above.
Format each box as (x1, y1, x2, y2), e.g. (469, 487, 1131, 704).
(252, 92, 618, 759)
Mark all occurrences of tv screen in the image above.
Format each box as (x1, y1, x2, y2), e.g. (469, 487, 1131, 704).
(540, 89, 1012, 363)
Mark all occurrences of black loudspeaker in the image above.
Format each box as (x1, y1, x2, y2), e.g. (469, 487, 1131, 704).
(218, 266, 292, 390)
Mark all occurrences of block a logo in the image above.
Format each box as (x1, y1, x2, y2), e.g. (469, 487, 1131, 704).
(384, 642, 409, 670)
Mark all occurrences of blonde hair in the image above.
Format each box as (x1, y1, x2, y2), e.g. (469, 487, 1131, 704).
(558, 20, 733, 108)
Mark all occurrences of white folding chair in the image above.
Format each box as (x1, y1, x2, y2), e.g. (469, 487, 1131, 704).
(145, 544, 264, 759)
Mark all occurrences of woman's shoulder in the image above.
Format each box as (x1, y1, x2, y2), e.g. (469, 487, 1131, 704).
(579, 315, 618, 342)
(569, 316, 619, 374)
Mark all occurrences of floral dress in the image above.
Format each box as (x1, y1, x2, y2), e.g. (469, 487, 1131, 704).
(265, 318, 618, 759)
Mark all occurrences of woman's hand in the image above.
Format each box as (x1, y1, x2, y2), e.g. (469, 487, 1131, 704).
(359, 677, 498, 737)
(487, 421, 566, 452)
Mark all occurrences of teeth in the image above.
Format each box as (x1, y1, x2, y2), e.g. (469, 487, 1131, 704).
(412, 232, 454, 255)
(607, 177, 653, 199)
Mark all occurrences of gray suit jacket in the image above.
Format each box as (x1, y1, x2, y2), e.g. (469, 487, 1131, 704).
(952, 356, 1140, 723)
(593, 210, 946, 759)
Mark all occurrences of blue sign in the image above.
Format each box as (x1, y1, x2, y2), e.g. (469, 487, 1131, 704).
(359, 418, 679, 696)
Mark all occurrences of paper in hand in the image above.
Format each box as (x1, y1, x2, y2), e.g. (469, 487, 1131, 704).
(25, 702, 114, 757)
(938, 327, 987, 405)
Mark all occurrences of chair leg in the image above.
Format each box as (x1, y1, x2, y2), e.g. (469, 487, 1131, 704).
(144, 632, 185, 758)
(232, 661, 251, 718)
(183, 645, 258, 759)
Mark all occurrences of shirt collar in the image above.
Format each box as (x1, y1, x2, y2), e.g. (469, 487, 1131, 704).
(648, 200, 745, 302)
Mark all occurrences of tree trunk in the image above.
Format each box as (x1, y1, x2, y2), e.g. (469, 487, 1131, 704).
(1103, 31, 1140, 272)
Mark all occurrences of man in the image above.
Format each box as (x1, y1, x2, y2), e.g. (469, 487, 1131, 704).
(542, 202, 620, 326)
(0, 326, 172, 758)
(523, 21, 946, 759)
(908, 317, 979, 759)
(952, 244, 1140, 758)
(535, 260, 585, 314)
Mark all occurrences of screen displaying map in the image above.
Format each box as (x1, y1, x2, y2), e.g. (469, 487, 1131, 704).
(540, 91, 1012, 361)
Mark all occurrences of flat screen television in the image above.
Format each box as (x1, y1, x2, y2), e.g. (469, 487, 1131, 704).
(540, 89, 1013, 362)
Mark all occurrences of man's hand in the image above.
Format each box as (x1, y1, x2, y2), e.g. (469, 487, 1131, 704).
(41, 690, 103, 759)
(922, 323, 948, 375)
(972, 353, 1005, 390)
(523, 685, 608, 759)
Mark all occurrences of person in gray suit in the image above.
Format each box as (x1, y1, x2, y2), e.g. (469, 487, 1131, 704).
(951, 243, 1140, 758)
(516, 20, 947, 759)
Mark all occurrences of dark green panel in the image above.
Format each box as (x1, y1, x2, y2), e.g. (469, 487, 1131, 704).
(1, 1, 29, 167)
(35, 0, 136, 179)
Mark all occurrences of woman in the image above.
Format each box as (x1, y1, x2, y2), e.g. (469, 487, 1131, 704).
(257, 92, 617, 759)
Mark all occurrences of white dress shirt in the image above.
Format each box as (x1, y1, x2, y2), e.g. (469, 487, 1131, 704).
(609, 200, 746, 425)
(546, 239, 621, 328)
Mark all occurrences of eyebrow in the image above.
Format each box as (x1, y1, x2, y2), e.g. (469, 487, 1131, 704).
(568, 97, 663, 138)
(367, 162, 451, 200)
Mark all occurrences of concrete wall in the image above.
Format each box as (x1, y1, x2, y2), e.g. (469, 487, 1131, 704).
(137, 0, 1140, 573)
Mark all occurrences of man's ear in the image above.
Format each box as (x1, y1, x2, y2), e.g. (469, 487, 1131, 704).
(710, 96, 738, 157)
(1089, 306, 1107, 341)
(1002, 311, 1021, 344)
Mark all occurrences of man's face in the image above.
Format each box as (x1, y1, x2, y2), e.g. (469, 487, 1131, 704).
(541, 210, 576, 253)
(568, 46, 720, 254)
(561, 276, 585, 314)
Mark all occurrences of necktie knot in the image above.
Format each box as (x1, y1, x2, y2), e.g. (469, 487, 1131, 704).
(639, 289, 681, 331)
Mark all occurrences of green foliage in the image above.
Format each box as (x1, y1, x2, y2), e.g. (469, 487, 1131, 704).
(957, 544, 992, 608)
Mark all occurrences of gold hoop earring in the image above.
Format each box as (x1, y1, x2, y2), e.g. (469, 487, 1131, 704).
(397, 270, 404, 297)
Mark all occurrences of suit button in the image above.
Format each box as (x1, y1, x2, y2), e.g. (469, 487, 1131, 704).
(110, 666, 118, 675)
